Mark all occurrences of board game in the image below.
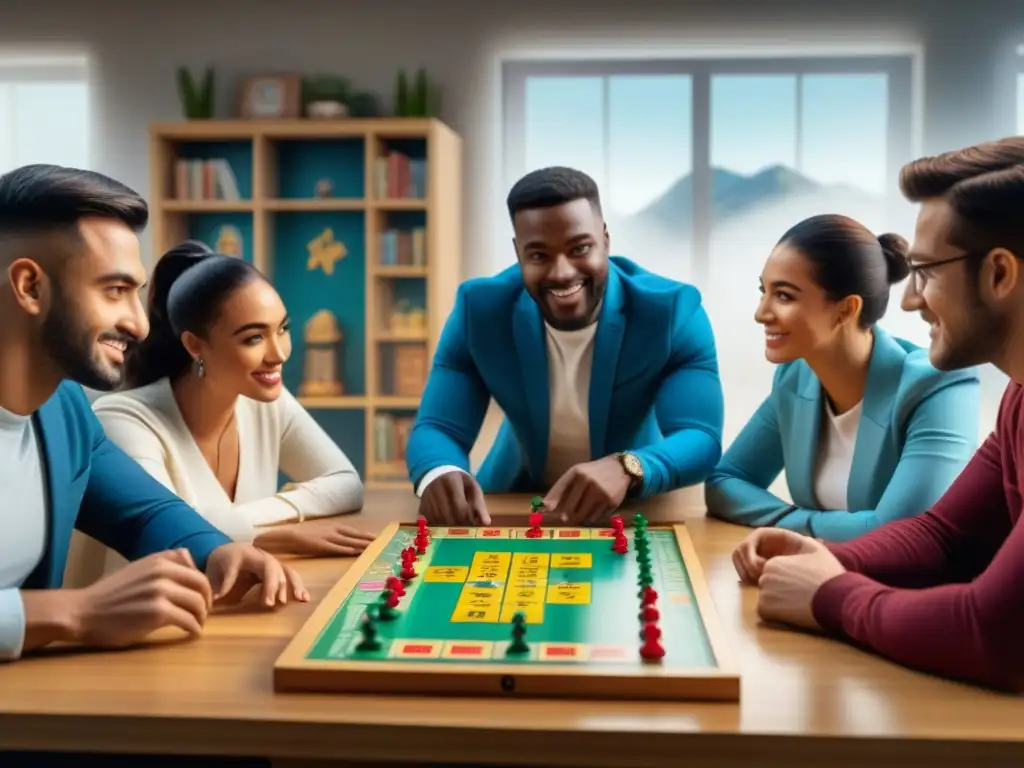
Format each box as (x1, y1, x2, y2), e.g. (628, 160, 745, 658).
(273, 510, 739, 701)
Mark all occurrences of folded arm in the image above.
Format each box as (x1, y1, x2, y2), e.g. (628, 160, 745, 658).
(823, 431, 1009, 588)
(77, 408, 230, 568)
(811, 427, 1024, 690)
(704, 392, 791, 526)
(234, 388, 364, 528)
(707, 378, 978, 542)
(632, 297, 724, 498)
(789, 379, 978, 541)
(405, 286, 491, 489)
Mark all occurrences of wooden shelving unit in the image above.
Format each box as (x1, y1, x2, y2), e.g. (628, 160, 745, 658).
(148, 118, 462, 489)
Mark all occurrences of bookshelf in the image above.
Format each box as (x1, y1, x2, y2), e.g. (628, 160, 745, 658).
(148, 118, 462, 489)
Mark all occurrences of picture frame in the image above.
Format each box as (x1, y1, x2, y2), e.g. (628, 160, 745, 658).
(239, 74, 301, 119)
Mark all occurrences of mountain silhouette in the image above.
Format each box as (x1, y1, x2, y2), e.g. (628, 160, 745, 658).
(628, 164, 876, 231)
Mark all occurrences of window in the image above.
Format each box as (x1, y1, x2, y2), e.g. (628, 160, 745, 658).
(505, 57, 912, 282)
(504, 56, 916, 443)
(1018, 72, 1024, 134)
(0, 55, 90, 174)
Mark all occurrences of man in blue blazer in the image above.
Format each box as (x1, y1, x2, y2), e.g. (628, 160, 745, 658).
(0, 164, 307, 665)
(406, 166, 725, 524)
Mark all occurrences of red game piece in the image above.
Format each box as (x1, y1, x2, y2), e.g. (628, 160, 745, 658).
(385, 576, 406, 596)
(640, 622, 665, 660)
(414, 535, 428, 554)
(640, 604, 659, 622)
(384, 590, 401, 608)
(400, 564, 417, 581)
(610, 514, 624, 531)
(641, 586, 659, 606)
(529, 511, 542, 528)
(612, 533, 628, 554)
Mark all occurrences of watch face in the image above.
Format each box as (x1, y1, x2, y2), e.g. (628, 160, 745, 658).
(623, 453, 643, 476)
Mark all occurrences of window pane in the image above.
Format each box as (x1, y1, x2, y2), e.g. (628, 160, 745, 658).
(12, 81, 89, 170)
(707, 74, 799, 436)
(801, 74, 887, 196)
(0, 84, 11, 172)
(607, 74, 692, 282)
(1018, 73, 1024, 134)
(524, 76, 605, 191)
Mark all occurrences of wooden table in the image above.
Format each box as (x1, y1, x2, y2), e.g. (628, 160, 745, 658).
(2, 490, 1024, 767)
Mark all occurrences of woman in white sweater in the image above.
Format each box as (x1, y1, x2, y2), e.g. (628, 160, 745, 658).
(92, 240, 374, 559)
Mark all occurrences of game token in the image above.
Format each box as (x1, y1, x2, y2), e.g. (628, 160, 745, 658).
(273, 521, 739, 702)
(378, 589, 400, 620)
(355, 614, 382, 651)
(640, 622, 666, 660)
(530, 495, 544, 512)
(640, 604, 660, 622)
(385, 575, 406, 596)
(507, 612, 529, 654)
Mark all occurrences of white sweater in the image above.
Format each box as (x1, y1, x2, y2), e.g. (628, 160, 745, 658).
(91, 377, 364, 543)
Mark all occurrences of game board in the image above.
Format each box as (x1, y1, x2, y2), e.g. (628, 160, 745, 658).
(273, 511, 739, 701)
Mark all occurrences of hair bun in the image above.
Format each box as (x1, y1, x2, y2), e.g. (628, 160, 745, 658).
(148, 239, 214, 322)
(877, 232, 910, 284)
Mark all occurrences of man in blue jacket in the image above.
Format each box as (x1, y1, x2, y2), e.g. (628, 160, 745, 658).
(0, 164, 307, 665)
(406, 166, 725, 524)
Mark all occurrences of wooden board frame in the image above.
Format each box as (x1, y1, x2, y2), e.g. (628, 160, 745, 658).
(273, 522, 740, 701)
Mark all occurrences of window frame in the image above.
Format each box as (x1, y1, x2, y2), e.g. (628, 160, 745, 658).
(0, 54, 90, 174)
(502, 55, 914, 282)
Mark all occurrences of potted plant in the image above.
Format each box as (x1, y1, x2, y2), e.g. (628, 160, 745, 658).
(177, 66, 215, 119)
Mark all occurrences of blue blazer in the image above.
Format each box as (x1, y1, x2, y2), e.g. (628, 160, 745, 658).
(405, 256, 725, 497)
(704, 327, 980, 542)
(22, 382, 231, 589)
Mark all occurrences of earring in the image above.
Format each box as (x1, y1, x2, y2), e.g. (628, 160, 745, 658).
(196, 357, 206, 378)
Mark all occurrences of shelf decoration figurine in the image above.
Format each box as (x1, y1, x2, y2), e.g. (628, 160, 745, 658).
(314, 178, 334, 198)
(307, 227, 347, 275)
(300, 310, 345, 397)
(215, 225, 243, 258)
(389, 299, 427, 332)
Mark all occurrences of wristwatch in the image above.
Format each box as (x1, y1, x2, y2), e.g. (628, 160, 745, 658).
(617, 451, 644, 490)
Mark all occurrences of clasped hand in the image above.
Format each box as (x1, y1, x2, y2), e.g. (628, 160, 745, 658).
(732, 527, 846, 630)
(541, 455, 633, 524)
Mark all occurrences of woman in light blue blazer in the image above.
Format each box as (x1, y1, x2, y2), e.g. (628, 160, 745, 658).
(705, 213, 980, 543)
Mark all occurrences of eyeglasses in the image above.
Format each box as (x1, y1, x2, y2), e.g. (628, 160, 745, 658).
(906, 251, 982, 293)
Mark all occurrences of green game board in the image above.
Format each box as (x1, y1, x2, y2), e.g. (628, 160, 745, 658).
(274, 520, 739, 701)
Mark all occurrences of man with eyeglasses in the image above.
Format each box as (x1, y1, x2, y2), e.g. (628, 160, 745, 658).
(730, 135, 1024, 692)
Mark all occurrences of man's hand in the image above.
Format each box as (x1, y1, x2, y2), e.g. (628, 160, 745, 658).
(32, 549, 216, 649)
(255, 518, 377, 558)
(732, 527, 821, 584)
(542, 456, 632, 524)
(756, 548, 847, 630)
(205, 543, 309, 607)
(419, 470, 490, 525)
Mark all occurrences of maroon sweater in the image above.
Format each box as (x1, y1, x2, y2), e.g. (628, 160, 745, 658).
(812, 381, 1024, 692)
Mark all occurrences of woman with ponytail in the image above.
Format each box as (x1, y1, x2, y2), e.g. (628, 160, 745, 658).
(705, 214, 981, 542)
(91, 240, 373, 559)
